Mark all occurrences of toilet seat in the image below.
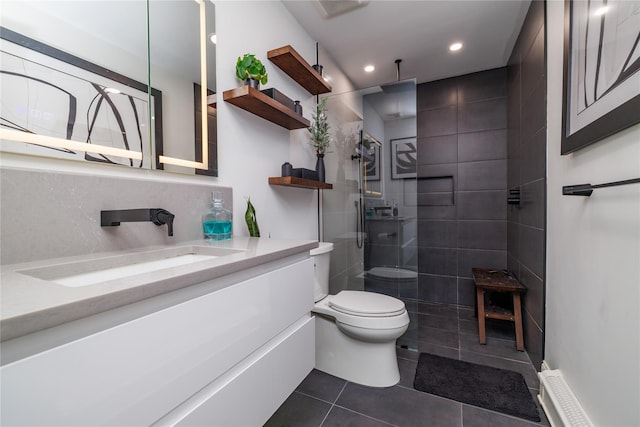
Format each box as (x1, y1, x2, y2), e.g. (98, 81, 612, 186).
(328, 290, 406, 317)
(313, 291, 409, 330)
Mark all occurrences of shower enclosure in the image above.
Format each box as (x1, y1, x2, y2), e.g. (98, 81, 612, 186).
(322, 79, 418, 350)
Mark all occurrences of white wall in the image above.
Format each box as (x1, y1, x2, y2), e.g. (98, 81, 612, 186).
(214, 1, 338, 240)
(545, 2, 640, 426)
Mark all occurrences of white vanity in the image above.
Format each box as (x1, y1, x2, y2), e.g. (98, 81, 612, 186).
(1, 237, 316, 426)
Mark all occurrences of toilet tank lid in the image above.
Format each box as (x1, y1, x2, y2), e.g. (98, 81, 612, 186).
(310, 242, 334, 256)
(329, 290, 406, 317)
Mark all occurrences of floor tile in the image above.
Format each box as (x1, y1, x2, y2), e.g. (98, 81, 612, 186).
(296, 369, 347, 403)
(396, 347, 420, 361)
(459, 331, 531, 363)
(418, 313, 459, 332)
(322, 406, 395, 427)
(418, 325, 460, 348)
(417, 341, 460, 359)
(265, 391, 331, 427)
(462, 405, 548, 427)
(416, 302, 460, 318)
(336, 383, 462, 427)
(397, 357, 418, 389)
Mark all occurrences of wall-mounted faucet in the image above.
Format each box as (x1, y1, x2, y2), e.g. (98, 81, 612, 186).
(101, 208, 175, 236)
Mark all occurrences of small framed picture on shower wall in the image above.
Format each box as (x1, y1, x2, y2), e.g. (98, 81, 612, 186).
(391, 137, 417, 179)
(561, 0, 640, 154)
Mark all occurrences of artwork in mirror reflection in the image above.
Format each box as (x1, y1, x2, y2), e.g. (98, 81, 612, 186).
(0, 0, 216, 176)
(0, 27, 154, 168)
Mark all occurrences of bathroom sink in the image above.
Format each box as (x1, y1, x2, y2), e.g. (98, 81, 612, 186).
(19, 245, 244, 287)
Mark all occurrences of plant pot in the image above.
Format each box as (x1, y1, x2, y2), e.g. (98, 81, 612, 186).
(244, 78, 260, 90)
(315, 153, 325, 182)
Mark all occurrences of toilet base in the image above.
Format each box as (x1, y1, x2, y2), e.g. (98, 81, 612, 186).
(314, 314, 401, 387)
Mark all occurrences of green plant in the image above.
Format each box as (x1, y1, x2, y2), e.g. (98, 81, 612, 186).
(244, 197, 260, 237)
(235, 54, 268, 85)
(307, 97, 331, 154)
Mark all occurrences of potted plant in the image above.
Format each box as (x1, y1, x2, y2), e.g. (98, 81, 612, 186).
(307, 97, 331, 182)
(235, 54, 268, 89)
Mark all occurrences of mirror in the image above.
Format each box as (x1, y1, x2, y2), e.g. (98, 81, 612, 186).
(0, 0, 216, 175)
(361, 131, 383, 197)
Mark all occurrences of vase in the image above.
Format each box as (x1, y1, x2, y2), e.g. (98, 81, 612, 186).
(315, 153, 325, 182)
(244, 78, 259, 90)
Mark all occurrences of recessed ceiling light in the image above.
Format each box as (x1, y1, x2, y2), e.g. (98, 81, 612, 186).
(209, 33, 217, 44)
(364, 65, 375, 72)
(593, 6, 609, 16)
(449, 42, 463, 52)
(104, 87, 121, 94)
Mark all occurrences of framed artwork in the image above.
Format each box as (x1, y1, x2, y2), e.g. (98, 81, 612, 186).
(364, 142, 380, 181)
(391, 136, 417, 179)
(561, 0, 640, 154)
(0, 27, 163, 168)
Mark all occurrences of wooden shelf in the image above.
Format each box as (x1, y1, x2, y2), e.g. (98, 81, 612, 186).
(267, 45, 332, 95)
(223, 85, 310, 130)
(269, 176, 333, 190)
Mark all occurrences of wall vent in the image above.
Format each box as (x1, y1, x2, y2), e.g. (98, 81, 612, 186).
(538, 369, 594, 427)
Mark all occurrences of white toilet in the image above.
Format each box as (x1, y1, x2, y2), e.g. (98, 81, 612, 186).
(311, 242, 410, 387)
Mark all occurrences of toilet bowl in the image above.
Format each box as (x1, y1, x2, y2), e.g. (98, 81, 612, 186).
(311, 242, 410, 387)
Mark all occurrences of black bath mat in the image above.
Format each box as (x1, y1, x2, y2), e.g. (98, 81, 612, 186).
(413, 353, 540, 422)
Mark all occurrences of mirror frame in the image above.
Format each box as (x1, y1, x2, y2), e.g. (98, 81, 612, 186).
(361, 131, 383, 197)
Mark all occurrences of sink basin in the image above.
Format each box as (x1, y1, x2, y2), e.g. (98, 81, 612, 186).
(19, 245, 244, 287)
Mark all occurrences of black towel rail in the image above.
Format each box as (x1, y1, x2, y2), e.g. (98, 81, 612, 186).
(563, 178, 640, 196)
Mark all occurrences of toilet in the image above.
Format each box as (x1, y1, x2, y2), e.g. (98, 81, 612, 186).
(311, 242, 410, 387)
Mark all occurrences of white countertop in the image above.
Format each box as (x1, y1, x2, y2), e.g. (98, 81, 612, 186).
(1, 237, 317, 341)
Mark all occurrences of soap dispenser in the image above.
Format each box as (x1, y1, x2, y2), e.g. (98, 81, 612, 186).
(202, 191, 232, 240)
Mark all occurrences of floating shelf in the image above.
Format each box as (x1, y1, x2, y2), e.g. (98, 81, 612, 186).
(269, 176, 333, 190)
(267, 45, 332, 95)
(223, 85, 310, 130)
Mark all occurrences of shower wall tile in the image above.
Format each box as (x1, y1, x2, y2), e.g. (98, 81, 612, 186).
(417, 106, 457, 137)
(519, 225, 544, 279)
(458, 221, 507, 250)
(507, 0, 546, 362)
(522, 27, 545, 99)
(417, 67, 508, 306)
(418, 220, 457, 248)
(457, 98, 507, 134)
(520, 264, 544, 327)
(520, 179, 545, 229)
(457, 191, 507, 220)
(458, 278, 477, 307)
(458, 129, 507, 162)
(417, 274, 458, 305)
(457, 67, 507, 103)
(457, 249, 507, 279)
(417, 247, 458, 276)
(521, 128, 547, 184)
(418, 135, 458, 165)
(417, 78, 457, 110)
(458, 159, 507, 191)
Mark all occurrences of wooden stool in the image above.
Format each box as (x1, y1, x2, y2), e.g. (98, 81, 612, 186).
(472, 268, 526, 351)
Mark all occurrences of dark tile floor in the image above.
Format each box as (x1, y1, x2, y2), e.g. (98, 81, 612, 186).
(265, 301, 550, 427)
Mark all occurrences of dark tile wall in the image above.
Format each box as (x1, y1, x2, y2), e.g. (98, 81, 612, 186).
(506, 0, 546, 370)
(416, 67, 508, 308)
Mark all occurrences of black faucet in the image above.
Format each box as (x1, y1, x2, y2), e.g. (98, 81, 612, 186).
(101, 208, 175, 236)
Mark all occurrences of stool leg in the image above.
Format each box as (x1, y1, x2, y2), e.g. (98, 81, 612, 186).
(513, 293, 524, 351)
(476, 287, 486, 345)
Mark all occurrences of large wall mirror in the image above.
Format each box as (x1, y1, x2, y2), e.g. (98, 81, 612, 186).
(0, 0, 217, 176)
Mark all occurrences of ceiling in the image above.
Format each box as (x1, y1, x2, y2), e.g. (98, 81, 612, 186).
(282, 0, 531, 90)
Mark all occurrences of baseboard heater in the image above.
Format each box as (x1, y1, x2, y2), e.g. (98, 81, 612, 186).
(538, 369, 594, 427)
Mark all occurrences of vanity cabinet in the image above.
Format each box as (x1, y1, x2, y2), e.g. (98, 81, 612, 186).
(1, 256, 314, 426)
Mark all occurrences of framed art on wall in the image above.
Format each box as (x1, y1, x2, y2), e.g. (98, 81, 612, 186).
(561, 0, 640, 154)
(391, 136, 417, 179)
